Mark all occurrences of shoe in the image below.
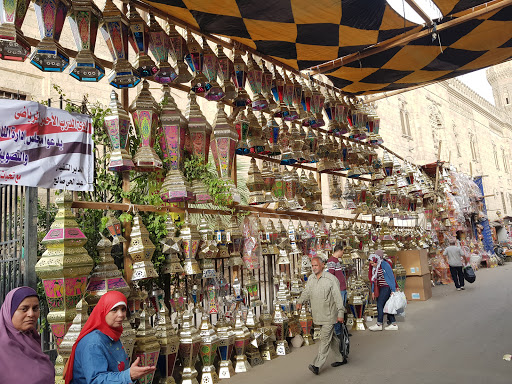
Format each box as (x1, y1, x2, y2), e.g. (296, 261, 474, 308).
(308, 364, 319, 375)
(368, 323, 383, 331)
(385, 323, 398, 331)
(460, 287, 465, 290)
(456, 288, 461, 291)
(331, 360, 347, 367)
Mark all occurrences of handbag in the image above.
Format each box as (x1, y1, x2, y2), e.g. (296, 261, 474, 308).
(335, 322, 350, 362)
(463, 265, 476, 283)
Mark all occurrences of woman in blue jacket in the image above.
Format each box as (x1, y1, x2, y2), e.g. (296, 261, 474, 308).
(367, 251, 398, 331)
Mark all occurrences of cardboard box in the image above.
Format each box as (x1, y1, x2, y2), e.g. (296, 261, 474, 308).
(397, 249, 429, 276)
(404, 274, 432, 301)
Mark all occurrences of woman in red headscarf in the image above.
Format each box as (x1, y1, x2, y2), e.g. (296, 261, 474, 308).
(64, 290, 155, 384)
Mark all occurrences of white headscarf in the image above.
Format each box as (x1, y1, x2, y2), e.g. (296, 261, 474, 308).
(368, 253, 382, 282)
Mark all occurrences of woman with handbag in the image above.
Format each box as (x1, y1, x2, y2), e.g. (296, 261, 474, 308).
(367, 251, 399, 331)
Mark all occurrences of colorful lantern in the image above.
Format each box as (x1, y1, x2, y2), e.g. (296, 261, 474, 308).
(134, 305, 160, 384)
(181, 213, 202, 275)
(231, 42, 251, 107)
(179, 313, 202, 384)
(129, 214, 159, 281)
(160, 85, 193, 202)
(234, 111, 250, 155)
(272, 303, 290, 355)
(199, 315, 220, 384)
(129, 80, 163, 171)
(160, 216, 184, 275)
(247, 54, 268, 110)
(202, 37, 224, 101)
(216, 316, 236, 379)
(233, 312, 251, 373)
(271, 65, 289, 118)
(186, 30, 210, 94)
(128, 4, 157, 78)
(168, 22, 192, 83)
(216, 44, 236, 100)
(67, 0, 104, 81)
(155, 301, 180, 384)
(100, 0, 139, 88)
(148, 13, 177, 84)
(0, 0, 31, 61)
(246, 158, 265, 205)
(35, 192, 93, 348)
(104, 91, 134, 172)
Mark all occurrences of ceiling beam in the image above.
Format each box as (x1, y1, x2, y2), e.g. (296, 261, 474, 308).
(405, 0, 433, 25)
(307, 0, 512, 75)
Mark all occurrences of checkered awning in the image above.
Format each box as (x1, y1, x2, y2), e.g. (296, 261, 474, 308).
(146, 0, 512, 95)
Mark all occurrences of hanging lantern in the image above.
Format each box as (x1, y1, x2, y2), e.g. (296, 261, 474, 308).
(129, 214, 159, 281)
(290, 122, 305, 163)
(231, 42, 251, 107)
(30, 0, 70, 71)
(160, 216, 185, 274)
(234, 111, 250, 155)
(134, 305, 160, 384)
(216, 316, 236, 379)
(272, 302, 290, 355)
(127, 4, 157, 78)
(228, 216, 244, 267)
(86, 233, 130, 307)
(185, 30, 210, 94)
(168, 21, 192, 83)
(299, 303, 314, 345)
(261, 161, 275, 203)
(279, 122, 296, 165)
(181, 213, 202, 275)
(35, 192, 93, 348)
(210, 102, 240, 204)
(199, 314, 220, 384)
(282, 71, 298, 121)
(266, 116, 280, 156)
(202, 37, 224, 101)
(246, 106, 265, 154)
(179, 313, 202, 384)
(216, 44, 236, 100)
(247, 54, 268, 110)
(198, 217, 218, 277)
(0, 0, 31, 61)
(129, 80, 163, 171)
(58, 299, 88, 369)
(160, 85, 193, 202)
(104, 91, 134, 172)
(186, 91, 212, 203)
(271, 163, 288, 210)
(67, 0, 104, 81)
(105, 212, 126, 245)
(271, 65, 289, 118)
(246, 158, 265, 205)
(261, 61, 276, 111)
(100, 0, 140, 88)
(233, 312, 251, 373)
(155, 301, 180, 384)
(283, 167, 300, 210)
(148, 13, 177, 84)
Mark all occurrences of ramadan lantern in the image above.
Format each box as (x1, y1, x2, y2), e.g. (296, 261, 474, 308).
(231, 42, 250, 107)
(155, 302, 180, 384)
(216, 316, 236, 379)
(30, 0, 70, 71)
(245, 308, 264, 367)
(148, 13, 178, 84)
(185, 30, 210, 94)
(272, 302, 290, 355)
(58, 299, 88, 367)
(160, 216, 184, 275)
(233, 312, 251, 373)
(67, 0, 104, 81)
(179, 313, 202, 384)
(100, 0, 140, 88)
(216, 44, 236, 100)
(181, 213, 202, 275)
(86, 233, 130, 307)
(259, 306, 278, 360)
(202, 37, 224, 101)
(199, 314, 220, 384)
(0, 0, 31, 61)
(160, 85, 193, 202)
(129, 214, 159, 281)
(35, 192, 93, 348)
(247, 54, 267, 110)
(130, 80, 163, 171)
(299, 302, 314, 345)
(105, 91, 134, 172)
(168, 21, 192, 83)
(134, 304, 161, 384)
(246, 158, 265, 205)
(127, 4, 156, 78)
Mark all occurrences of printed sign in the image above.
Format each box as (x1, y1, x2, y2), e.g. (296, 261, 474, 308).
(0, 99, 94, 191)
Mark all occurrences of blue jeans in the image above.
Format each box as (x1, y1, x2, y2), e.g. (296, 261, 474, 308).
(340, 290, 347, 306)
(376, 285, 396, 325)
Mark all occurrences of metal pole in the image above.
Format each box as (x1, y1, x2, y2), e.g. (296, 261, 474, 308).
(24, 187, 38, 290)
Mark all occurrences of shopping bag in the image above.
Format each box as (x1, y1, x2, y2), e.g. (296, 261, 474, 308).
(463, 266, 476, 283)
(383, 292, 407, 315)
(335, 322, 350, 361)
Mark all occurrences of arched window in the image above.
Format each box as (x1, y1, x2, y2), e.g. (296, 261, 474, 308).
(399, 100, 411, 137)
(502, 148, 509, 173)
(493, 143, 500, 170)
(469, 134, 478, 161)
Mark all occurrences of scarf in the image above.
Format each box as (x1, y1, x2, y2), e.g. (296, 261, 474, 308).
(0, 287, 55, 384)
(64, 290, 127, 384)
(368, 253, 383, 282)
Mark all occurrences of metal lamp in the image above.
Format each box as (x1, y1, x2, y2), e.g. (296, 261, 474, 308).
(181, 212, 202, 275)
(168, 22, 192, 83)
(0, 0, 31, 61)
(233, 312, 251, 373)
(247, 54, 268, 111)
(179, 313, 202, 384)
(202, 37, 224, 101)
(199, 314, 220, 384)
(134, 305, 161, 384)
(231, 42, 251, 107)
(105, 91, 134, 172)
(149, 13, 178, 83)
(186, 30, 210, 94)
(216, 44, 236, 100)
(216, 316, 236, 379)
(129, 214, 159, 281)
(128, 4, 157, 78)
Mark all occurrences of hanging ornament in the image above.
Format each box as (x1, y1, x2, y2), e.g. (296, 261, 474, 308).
(202, 37, 224, 101)
(0, 0, 31, 61)
(127, 4, 157, 78)
(100, 0, 140, 88)
(181, 213, 202, 276)
(231, 42, 251, 107)
(216, 316, 236, 378)
(167, 22, 192, 83)
(160, 216, 184, 275)
(67, 0, 104, 81)
(199, 314, 220, 384)
(179, 312, 202, 384)
(185, 30, 210, 94)
(216, 44, 236, 100)
(105, 211, 126, 245)
(148, 13, 178, 83)
(246, 54, 268, 111)
(134, 304, 160, 384)
(160, 85, 193, 202)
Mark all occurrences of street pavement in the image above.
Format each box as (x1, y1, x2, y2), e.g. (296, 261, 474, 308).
(226, 263, 512, 384)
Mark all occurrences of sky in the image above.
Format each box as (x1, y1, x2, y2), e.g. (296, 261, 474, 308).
(386, 0, 496, 105)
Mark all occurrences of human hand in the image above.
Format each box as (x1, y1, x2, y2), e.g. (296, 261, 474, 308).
(371, 293, 375, 300)
(296, 303, 302, 310)
(337, 317, 344, 323)
(130, 357, 156, 380)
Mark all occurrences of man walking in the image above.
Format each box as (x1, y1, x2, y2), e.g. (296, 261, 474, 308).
(443, 239, 466, 291)
(297, 256, 345, 375)
(326, 245, 347, 305)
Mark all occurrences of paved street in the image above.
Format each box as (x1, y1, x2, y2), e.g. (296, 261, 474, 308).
(227, 263, 512, 384)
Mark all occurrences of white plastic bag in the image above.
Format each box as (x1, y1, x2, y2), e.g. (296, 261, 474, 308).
(383, 291, 407, 315)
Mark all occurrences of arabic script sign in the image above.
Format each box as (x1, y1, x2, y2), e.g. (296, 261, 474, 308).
(0, 99, 94, 191)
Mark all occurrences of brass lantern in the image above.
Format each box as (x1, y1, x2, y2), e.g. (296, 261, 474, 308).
(246, 158, 265, 205)
(100, 0, 140, 88)
(30, 0, 70, 72)
(186, 30, 210, 94)
(272, 302, 290, 355)
(160, 216, 184, 275)
(58, 299, 88, 363)
(228, 216, 244, 267)
(272, 163, 288, 211)
(261, 161, 275, 203)
(160, 85, 193, 202)
(216, 44, 236, 100)
(129, 214, 159, 281)
(235, 111, 250, 155)
(155, 302, 180, 384)
(247, 54, 268, 111)
(202, 37, 224, 101)
(104, 91, 134, 172)
(216, 316, 236, 379)
(128, 4, 157, 78)
(130, 80, 163, 172)
(179, 313, 202, 384)
(181, 213, 202, 275)
(231, 42, 251, 107)
(67, 0, 104, 81)
(133, 305, 161, 384)
(246, 106, 265, 154)
(210, 102, 240, 204)
(259, 306, 278, 360)
(299, 303, 314, 345)
(199, 314, 220, 384)
(168, 21, 192, 83)
(148, 13, 178, 84)
(233, 312, 251, 373)
(0, 0, 31, 61)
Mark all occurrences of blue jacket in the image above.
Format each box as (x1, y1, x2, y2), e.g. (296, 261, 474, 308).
(72, 330, 132, 384)
(370, 261, 397, 294)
